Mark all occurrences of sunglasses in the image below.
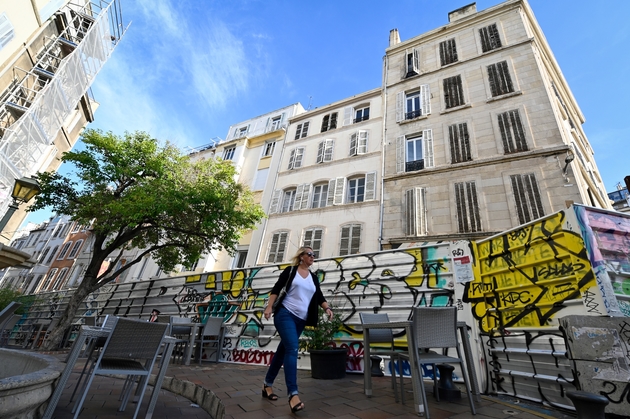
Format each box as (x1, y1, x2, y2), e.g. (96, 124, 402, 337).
(304, 252, 315, 257)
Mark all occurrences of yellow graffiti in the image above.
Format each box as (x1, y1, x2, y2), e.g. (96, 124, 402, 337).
(204, 273, 217, 289)
(185, 274, 201, 283)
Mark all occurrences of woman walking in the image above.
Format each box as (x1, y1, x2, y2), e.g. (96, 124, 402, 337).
(262, 246, 333, 413)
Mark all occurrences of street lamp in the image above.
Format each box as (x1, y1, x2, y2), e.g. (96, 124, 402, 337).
(0, 176, 41, 232)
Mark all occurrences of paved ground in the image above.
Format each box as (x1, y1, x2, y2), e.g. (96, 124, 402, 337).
(46, 352, 576, 419)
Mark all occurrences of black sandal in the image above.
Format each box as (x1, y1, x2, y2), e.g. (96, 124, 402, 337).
(289, 394, 304, 412)
(262, 385, 278, 401)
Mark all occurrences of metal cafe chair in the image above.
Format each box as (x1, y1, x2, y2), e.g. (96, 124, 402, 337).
(400, 306, 476, 419)
(195, 315, 224, 364)
(359, 312, 407, 403)
(72, 317, 168, 419)
(169, 316, 193, 364)
(0, 314, 21, 347)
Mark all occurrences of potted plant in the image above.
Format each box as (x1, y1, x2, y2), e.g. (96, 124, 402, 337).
(299, 305, 347, 379)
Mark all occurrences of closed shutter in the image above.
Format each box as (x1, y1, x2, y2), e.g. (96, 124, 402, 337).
(412, 48, 420, 73)
(269, 190, 282, 214)
(358, 130, 368, 154)
(300, 184, 313, 210)
(396, 91, 404, 122)
(326, 179, 337, 207)
(404, 189, 415, 236)
(294, 147, 304, 168)
(264, 117, 272, 133)
(365, 171, 376, 201)
(423, 129, 434, 168)
(294, 184, 306, 210)
(323, 139, 334, 162)
(420, 84, 431, 115)
(333, 177, 346, 205)
(343, 106, 353, 126)
(349, 133, 357, 156)
(396, 136, 405, 174)
(316, 141, 324, 163)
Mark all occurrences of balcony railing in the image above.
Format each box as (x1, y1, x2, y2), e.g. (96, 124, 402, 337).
(405, 110, 422, 120)
(405, 159, 424, 172)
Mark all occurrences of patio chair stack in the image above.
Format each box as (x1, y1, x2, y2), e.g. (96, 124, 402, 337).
(195, 315, 225, 364)
(72, 317, 168, 419)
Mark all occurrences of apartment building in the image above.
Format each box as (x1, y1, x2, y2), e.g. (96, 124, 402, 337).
(381, 0, 610, 247)
(0, 0, 125, 243)
(258, 88, 383, 263)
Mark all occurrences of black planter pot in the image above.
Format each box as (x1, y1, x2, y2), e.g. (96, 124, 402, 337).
(309, 348, 348, 379)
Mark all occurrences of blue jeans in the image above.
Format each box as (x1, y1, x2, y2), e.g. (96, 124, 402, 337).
(264, 306, 306, 396)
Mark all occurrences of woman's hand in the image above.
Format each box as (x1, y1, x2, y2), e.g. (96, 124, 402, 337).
(264, 306, 272, 320)
(265, 294, 277, 320)
(324, 307, 333, 320)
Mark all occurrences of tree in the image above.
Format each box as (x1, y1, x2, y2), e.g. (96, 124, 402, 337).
(29, 130, 265, 349)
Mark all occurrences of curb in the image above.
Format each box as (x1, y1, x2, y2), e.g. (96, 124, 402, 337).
(148, 374, 225, 419)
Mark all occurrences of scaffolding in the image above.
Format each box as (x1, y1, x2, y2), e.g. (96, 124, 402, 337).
(0, 0, 127, 217)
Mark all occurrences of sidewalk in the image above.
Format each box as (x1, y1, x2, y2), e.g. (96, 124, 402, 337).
(49, 354, 575, 419)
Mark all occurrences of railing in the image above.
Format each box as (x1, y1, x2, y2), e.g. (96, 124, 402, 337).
(405, 110, 422, 120)
(405, 159, 424, 172)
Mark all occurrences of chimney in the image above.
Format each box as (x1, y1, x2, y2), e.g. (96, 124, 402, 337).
(448, 3, 477, 23)
(389, 29, 401, 47)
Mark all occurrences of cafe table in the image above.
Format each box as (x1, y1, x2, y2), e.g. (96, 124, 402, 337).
(362, 320, 480, 416)
(42, 325, 177, 419)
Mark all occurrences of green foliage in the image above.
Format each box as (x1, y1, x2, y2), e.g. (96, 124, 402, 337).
(29, 129, 266, 282)
(0, 286, 36, 314)
(299, 305, 343, 352)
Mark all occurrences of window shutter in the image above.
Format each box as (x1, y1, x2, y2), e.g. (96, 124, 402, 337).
(295, 147, 304, 168)
(420, 84, 431, 115)
(288, 149, 296, 169)
(303, 229, 313, 246)
(340, 225, 350, 256)
(350, 225, 361, 254)
(423, 129, 434, 168)
(401, 49, 409, 79)
(0, 13, 15, 49)
(404, 189, 415, 236)
(358, 130, 368, 154)
(365, 171, 376, 201)
(396, 136, 405, 173)
(349, 132, 357, 156)
(294, 184, 306, 210)
(333, 177, 346, 205)
(396, 92, 404, 122)
(316, 141, 324, 163)
(324, 139, 334, 162)
(302, 121, 309, 137)
(269, 190, 282, 214)
(327, 179, 336, 207)
(300, 184, 312, 210)
(412, 48, 420, 74)
(280, 112, 286, 129)
(343, 106, 353, 126)
(264, 117, 272, 133)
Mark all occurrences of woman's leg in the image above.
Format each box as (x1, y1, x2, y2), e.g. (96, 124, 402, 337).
(275, 308, 306, 396)
(264, 338, 285, 386)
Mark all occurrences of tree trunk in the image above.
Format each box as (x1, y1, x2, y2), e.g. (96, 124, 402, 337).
(40, 279, 94, 351)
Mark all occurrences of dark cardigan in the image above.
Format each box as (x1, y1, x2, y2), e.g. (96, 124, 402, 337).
(270, 265, 326, 327)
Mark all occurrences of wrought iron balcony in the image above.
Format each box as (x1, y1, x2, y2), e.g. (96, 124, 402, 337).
(405, 110, 422, 120)
(405, 159, 424, 172)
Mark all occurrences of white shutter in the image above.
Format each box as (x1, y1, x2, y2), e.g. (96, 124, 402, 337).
(301, 183, 312, 210)
(264, 117, 272, 133)
(326, 179, 336, 207)
(417, 187, 427, 235)
(295, 147, 304, 168)
(404, 189, 414, 236)
(343, 106, 353, 126)
(396, 136, 405, 174)
(365, 171, 376, 201)
(358, 130, 368, 154)
(269, 190, 282, 214)
(316, 141, 324, 163)
(324, 139, 334, 162)
(280, 112, 287, 129)
(420, 84, 431, 115)
(396, 91, 404, 122)
(333, 177, 346, 205)
(401, 49, 408, 79)
(302, 121, 310, 137)
(412, 48, 420, 74)
(288, 149, 296, 169)
(295, 184, 306, 210)
(349, 133, 357, 156)
(423, 129, 434, 168)
(303, 229, 313, 247)
(0, 13, 15, 49)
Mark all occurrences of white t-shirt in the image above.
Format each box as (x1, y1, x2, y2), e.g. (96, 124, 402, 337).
(283, 270, 316, 320)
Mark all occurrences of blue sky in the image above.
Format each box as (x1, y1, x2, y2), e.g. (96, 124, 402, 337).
(23, 0, 630, 225)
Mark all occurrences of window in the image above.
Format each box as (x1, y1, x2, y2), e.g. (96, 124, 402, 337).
(443, 75, 465, 109)
(321, 112, 338, 132)
(293, 183, 312, 211)
(223, 146, 236, 160)
(253, 168, 269, 190)
(267, 114, 284, 132)
(0, 13, 15, 50)
(480, 23, 502, 53)
(396, 130, 434, 173)
(347, 177, 365, 204)
(58, 241, 72, 260)
(234, 126, 248, 139)
(349, 130, 368, 156)
(233, 251, 248, 268)
(262, 141, 275, 157)
(339, 224, 361, 256)
(295, 122, 309, 140)
(354, 107, 370, 123)
(287, 147, 304, 169)
(46, 246, 58, 263)
(281, 189, 297, 213)
(311, 183, 329, 209)
(487, 61, 514, 97)
(39, 247, 50, 263)
(510, 173, 544, 224)
(303, 228, 323, 258)
(403, 48, 420, 78)
(267, 231, 288, 263)
(51, 268, 69, 290)
(454, 181, 482, 233)
(439, 38, 458, 66)
(39, 269, 58, 292)
(404, 188, 427, 236)
(327, 172, 376, 205)
(67, 239, 84, 259)
(316, 139, 334, 163)
(396, 85, 431, 121)
(448, 123, 472, 163)
(498, 109, 527, 153)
